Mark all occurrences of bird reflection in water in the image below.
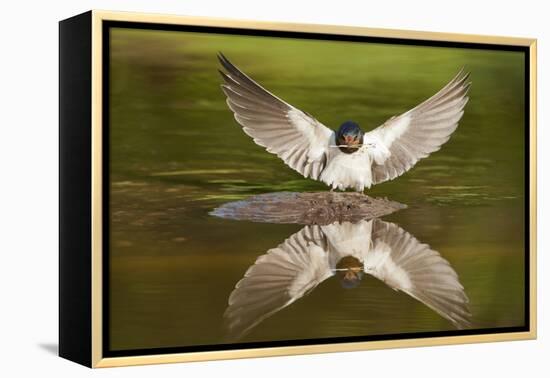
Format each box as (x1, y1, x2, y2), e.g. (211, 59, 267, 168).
(224, 219, 471, 340)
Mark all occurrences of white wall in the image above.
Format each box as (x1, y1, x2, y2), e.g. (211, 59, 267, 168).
(1, 0, 547, 376)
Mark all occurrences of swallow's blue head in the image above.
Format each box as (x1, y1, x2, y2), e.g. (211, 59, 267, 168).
(339, 270, 364, 289)
(336, 121, 364, 154)
(335, 256, 364, 289)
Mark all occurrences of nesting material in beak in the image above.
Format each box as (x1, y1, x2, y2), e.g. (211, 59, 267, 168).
(335, 256, 365, 289)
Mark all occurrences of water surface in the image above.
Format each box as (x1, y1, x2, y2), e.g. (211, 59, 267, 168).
(108, 28, 526, 351)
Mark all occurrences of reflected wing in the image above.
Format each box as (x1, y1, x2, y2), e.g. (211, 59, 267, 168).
(364, 70, 470, 185)
(218, 53, 333, 180)
(224, 225, 332, 340)
(365, 220, 471, 328)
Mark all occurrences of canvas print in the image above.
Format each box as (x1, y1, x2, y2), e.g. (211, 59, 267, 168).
(106, 25, 527, 354)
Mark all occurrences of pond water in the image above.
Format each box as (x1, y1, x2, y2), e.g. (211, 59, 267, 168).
(107, 28, 526, 351)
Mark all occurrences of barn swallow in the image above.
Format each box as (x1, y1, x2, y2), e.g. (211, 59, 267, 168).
(218, 53, 470, 191)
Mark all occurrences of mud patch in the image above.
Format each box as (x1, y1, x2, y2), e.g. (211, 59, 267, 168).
(210, 191, 406, 225)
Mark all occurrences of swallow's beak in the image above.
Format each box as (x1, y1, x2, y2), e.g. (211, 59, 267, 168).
(344, 269, 359, 281)
(344, 135, 355, 144)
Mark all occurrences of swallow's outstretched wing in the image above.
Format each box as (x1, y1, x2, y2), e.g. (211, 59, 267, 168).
(364, 70, 470, 185)
(365, 220, 471, 328)
(218, 53, 333, 180)
(224, 225, 332, 340)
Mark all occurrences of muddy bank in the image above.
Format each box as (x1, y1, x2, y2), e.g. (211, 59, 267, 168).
(210, 191, 406, 225)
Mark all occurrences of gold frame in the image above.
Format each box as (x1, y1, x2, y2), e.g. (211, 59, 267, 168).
(89, 9, 537, 368)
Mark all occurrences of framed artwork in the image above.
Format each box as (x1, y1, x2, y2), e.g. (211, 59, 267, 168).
(59, 10, 537, 368)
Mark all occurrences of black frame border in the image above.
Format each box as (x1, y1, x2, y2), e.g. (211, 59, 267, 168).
(59, 11, 93, 367)
(101, 20, 531, 359)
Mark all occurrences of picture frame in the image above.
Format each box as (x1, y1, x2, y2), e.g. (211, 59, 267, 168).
(59, 10, 537, 368)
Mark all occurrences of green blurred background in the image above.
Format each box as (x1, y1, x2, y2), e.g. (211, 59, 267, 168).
(108, 28, 526, 351)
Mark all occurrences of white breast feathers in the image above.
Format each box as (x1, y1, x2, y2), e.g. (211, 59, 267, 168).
(320, 135, 374, 191)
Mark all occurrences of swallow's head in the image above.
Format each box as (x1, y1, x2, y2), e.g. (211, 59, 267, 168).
(336, 121, 364, 153)
(335, 255, 364, 289)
